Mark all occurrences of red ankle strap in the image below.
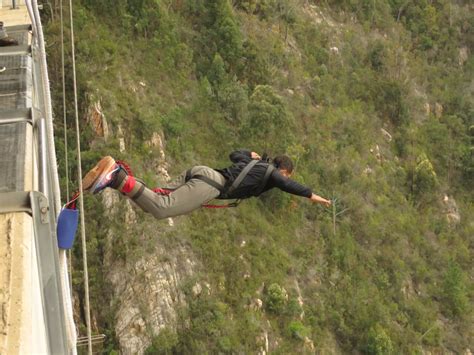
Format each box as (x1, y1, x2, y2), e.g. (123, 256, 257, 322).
(120, 176, 136, 194)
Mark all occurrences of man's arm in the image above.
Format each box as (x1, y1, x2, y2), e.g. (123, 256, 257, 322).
(309, 193, 331, 207)
(272, 171, 331, 207)
(229, 150, 260, 163)
(271, 170, 313, 198)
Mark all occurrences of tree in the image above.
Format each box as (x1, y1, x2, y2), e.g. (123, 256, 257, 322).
(239, 40, 270, 89)
(243, 85, 293, 151)
(208, 53, 227, 90)
(208, 53, 249, 122)
(413, 153, 438, 198)
(208, 0, 243, 68)
(442, 261, 469, 317)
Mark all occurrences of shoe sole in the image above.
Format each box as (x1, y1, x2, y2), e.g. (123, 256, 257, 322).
(82, 156, 116, 192)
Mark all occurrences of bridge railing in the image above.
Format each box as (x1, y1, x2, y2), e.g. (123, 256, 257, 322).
(0, 2, 76, 354)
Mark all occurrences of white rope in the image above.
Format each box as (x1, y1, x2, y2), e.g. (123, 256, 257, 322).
(60, 0, 69, 202)
(59, 0, 74, 302)
(68, 0, 93, 353)
(25, 0, 37, 35)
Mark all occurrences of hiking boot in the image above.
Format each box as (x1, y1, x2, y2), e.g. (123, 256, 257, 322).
(82, 156, 125, 194)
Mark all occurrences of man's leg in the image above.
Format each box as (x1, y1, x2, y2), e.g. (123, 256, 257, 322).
(121, 166, 226, 220)
(162, 170, 188, 190)
(82, 157, 225, 220)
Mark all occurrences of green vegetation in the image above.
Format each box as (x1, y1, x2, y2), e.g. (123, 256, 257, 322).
(43, 0, 472, 353)
(365, 324, 393, 355)
(265, 283, 288, 314)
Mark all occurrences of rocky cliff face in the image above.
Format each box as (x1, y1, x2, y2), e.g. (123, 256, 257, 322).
(105, 235, 197, 354)
(102, 189, 197, 354)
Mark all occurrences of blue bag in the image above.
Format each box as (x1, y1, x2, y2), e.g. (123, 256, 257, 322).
(57, 208, 79, 249)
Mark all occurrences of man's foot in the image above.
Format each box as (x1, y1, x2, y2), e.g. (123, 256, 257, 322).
(82, 156, 122, 194)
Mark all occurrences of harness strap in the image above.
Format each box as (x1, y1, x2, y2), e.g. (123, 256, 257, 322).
(185, 170, 225, 192)
(226, 159, 258, 196)
(194, 174, 225, 192)
(185, 169, 192, 182)
(202, 200, 241, 208)
(152, 186, 239, 208)
(255, 164, 275, 196)
(131, 184, 146, 201)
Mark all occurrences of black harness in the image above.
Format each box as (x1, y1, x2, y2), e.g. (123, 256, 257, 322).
(185, 160, 275, 200)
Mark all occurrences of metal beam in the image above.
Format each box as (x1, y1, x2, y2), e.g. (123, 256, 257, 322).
(0, 108, 32, 125)
(0, 191, 70, 354)
(4, 25, 32, 32)
(0, 191, 30, 213)
(30, 191, 69, 355)
(0, 44, 31, 56)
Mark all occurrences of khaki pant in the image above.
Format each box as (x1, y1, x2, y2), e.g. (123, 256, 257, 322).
(129, 166, 226, 220)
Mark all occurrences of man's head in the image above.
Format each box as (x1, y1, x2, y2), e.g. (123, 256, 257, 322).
(273, 155, 294, 177)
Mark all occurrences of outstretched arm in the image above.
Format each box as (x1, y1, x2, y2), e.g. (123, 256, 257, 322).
(309, 193, 332, 207)
(271, 171, 312, 197)
(272, 171, 331, 207)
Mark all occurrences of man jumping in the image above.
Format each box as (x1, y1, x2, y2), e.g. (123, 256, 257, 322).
(82, 149, 331, 220)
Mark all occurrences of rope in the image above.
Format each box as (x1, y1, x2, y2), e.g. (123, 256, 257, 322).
(60, 0, 69, 202)
(68, 0, 93, 352)
(59, 0, 74, 303)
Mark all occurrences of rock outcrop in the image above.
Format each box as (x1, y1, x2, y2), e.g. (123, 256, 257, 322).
(87, 100, 109, 140)
(443, 195, 461, 225)
(105, 239, 197, 354)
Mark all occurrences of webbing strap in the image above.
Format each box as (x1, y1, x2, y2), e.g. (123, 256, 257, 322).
(226, 159, 258, 196)
(152, 186, 238, 208)
(255, 164, 275, 196)
(192, 174, 225, 192)
(131, 184, 146, 201)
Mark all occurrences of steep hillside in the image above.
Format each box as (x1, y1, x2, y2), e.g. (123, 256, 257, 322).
(43, 0, 472, 353)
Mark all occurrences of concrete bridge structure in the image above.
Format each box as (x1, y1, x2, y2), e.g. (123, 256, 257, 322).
(0, 2, 76, 354)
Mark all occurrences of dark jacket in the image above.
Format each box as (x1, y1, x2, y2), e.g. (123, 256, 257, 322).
(215, 150, 312, 200)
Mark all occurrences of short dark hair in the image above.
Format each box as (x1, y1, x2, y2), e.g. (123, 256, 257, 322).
(273, 155, 294, 173)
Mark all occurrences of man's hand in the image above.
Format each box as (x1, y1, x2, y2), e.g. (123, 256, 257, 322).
(251, 152, 261, 160)
(310, 193, 332, 207)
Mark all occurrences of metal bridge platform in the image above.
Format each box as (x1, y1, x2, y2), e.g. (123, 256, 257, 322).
(0, 3, 74, 354)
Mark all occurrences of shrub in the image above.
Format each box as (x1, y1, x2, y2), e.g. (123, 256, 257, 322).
(365, 324, 393, 355)
(442, 261, 469, 317)
(243, 85, 293, 151)
(368, 41, 386, 71)
(413, 153, 438, 197)
(287, 321, 311, 340)
(265, 283, 288, 314)
(144, 327, 179, 355)
(285, 297, 304, 318)
(374, 80, 408, 125)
